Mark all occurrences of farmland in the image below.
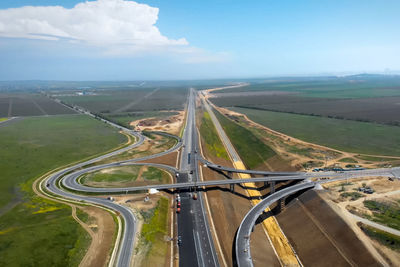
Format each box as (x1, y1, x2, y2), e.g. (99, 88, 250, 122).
(0, 93, 77, 117)
(209, 75, 400, 126)
(231, 107, 400, 156)
(57, 87, 188, 114)
(0, 115, 126, 266)
(217, 75, 400, 98)
(211, 94, 400, 126)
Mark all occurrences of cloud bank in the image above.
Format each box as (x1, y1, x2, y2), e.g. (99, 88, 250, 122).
(0, 0, 188, 48)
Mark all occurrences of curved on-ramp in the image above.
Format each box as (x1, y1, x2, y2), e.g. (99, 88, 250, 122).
(42, 130, 182, 267)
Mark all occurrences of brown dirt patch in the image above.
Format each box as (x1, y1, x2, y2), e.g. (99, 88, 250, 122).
(276, 190, 381, 267)
(139, 151, 179, 168)
(130, 111, 185, 135)
(79, 206, 116, 267)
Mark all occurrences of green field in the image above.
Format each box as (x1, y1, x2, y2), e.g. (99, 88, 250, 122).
(232, 107, 400, 156)
(199, 111, 229, 160)
(219, 76, 400, 98)
(0, 118, 7, 122)
(82, 166, 168, 185)
(82, 166, 142, 183)
(0, 115, 126, 266)
(137, 197, 169, 265)
(214, 109, 276, 169)
(58, 88, 188, 114)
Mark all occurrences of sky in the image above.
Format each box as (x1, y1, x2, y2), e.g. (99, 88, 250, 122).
(0, 0, 399, 80)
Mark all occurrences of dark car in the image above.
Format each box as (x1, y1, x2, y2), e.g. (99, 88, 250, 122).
(177, 236, 182, 246)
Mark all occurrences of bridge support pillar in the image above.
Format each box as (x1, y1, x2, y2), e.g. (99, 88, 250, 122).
(230, 183, 235, 192)
(277, 198, 286, 212)
(270, 181, 275, 194)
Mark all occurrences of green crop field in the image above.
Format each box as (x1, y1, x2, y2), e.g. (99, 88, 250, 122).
(0, 93, 77, 117)
(214, 109, 276, 169)
(232, 107, 400, 156)
(219, 75, 400, 98)
(199, 111, 229, 160)
(58, 87, 188, 114)
(0, 114, 126, 266)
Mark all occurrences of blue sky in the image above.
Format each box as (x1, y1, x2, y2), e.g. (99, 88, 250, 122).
(0, 0, 399, 80)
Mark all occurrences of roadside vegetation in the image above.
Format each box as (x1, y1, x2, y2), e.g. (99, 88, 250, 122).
(0, 115, 126, 266)
(359, 223, 400, 251)
(231, 107, 400, 156)
(199, 111, 229, 160)
(136, 197, 169, 266)
(214, 108, 276, 169)
(362, 200, 400, 231)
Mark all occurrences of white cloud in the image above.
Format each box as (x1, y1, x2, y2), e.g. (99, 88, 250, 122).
(0, 0, 188, 48)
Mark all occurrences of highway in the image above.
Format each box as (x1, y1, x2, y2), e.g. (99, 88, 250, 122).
(235, 182, 316, 267)
(177, 88, 219, 267)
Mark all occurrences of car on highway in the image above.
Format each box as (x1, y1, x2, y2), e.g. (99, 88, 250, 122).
(177, 236, 182, 246)
(176, 207, 181, 213)
(192, 192, 198, 200)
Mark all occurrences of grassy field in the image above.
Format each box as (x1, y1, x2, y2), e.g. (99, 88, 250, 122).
(199, 111, 229, 160)
(138, 197, 169, 266)
(232, 107, 400, 156)
(82, 166, 168, 185)
(0, 114, 126, 266)
(82, 166, 142, 183)
(214, 109, 276, 169)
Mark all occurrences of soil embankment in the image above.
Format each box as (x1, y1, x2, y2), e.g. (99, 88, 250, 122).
(276, 190, 381, 267)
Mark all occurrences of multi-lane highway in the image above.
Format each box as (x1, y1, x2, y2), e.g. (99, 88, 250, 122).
(177, 88, 219, 267)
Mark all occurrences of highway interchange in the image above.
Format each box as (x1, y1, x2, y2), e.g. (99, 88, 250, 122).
(40, 89, 400, 267)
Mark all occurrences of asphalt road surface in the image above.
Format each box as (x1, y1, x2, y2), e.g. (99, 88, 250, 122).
(177, 88, 219, 267)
